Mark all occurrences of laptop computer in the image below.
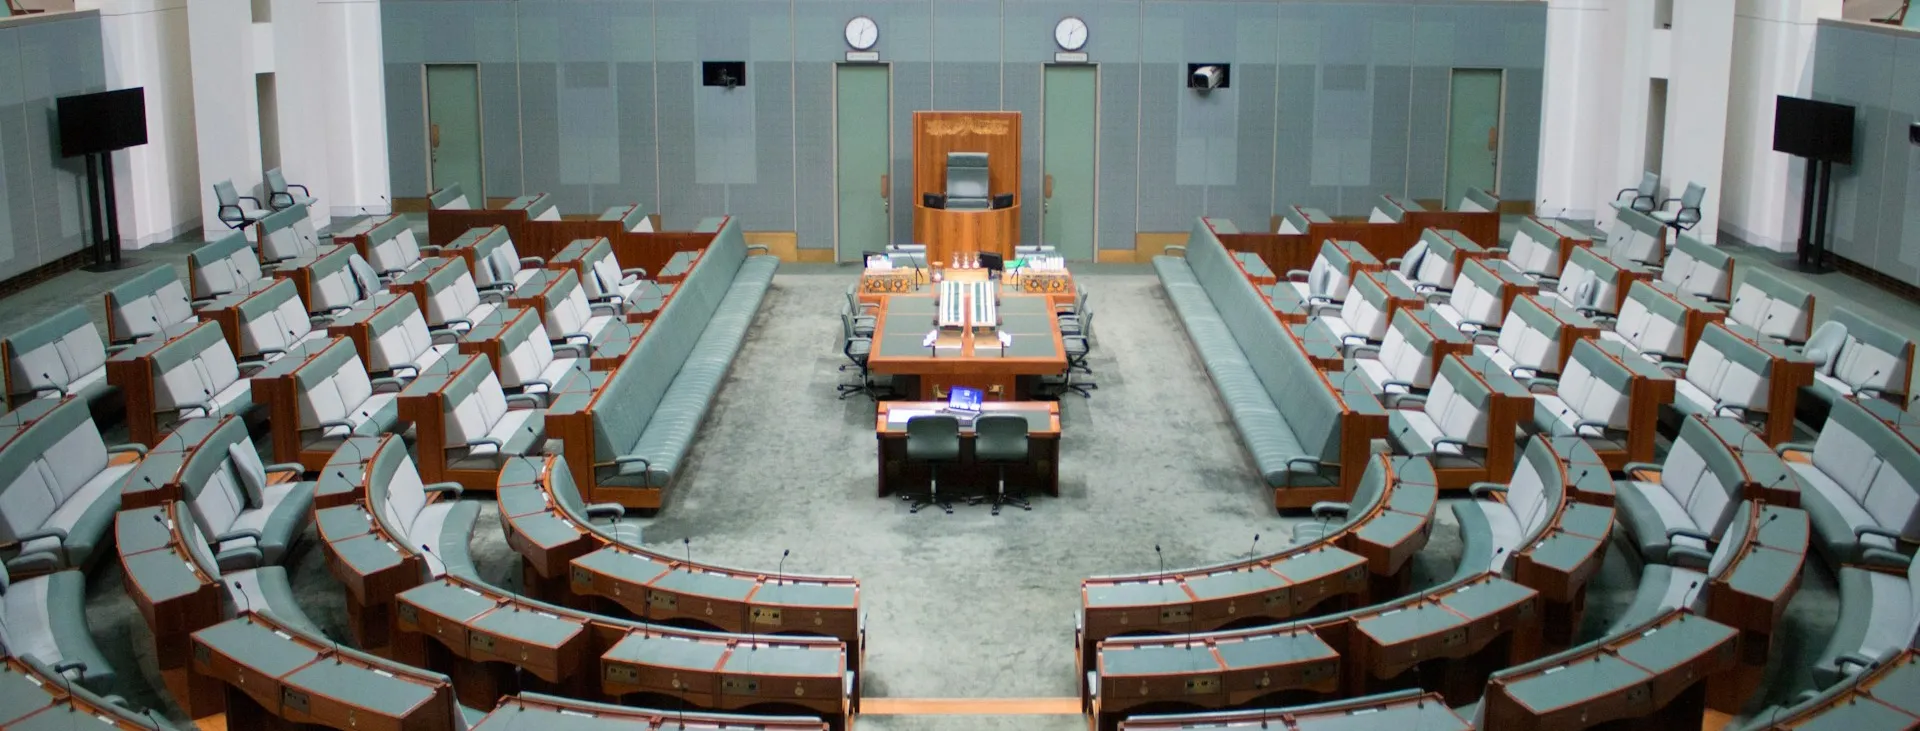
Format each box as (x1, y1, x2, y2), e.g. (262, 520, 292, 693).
(944, 385, 984, 422)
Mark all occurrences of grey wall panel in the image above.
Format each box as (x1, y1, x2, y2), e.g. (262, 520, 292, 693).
(1892, 38, 1920, 283)
(0, 27, 29, 276)
(381, 0, 1545, 255)
(21, 15, 105, 267)
(1810, 21, 1920, 287)
(1500, 67, 1543, 202)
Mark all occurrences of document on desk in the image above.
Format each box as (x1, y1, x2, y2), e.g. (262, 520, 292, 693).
(887, 409, 941, 427)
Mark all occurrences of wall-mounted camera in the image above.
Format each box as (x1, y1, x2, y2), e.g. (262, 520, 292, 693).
(703, 61, 746, 89)
(1187, 64, 1229, 91)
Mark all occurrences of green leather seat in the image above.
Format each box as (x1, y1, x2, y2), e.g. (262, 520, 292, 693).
(539, 456, 641, 544)
(179, 417, 314, 570)
(1613, 417, 1743, 565)
(3, 305, 116, 409)
(175, 502, 325, 637)
(0, 568, 118, 694)
(1813, 547, 1919, 688)
(0, 397, 141, 572)
(1787, 398, 1920, 568)
(186, 232, 273, 302)
(944, 152, 992, 210)
(904, 415, 961, 514)
(105, 265, 196, 344)
(364, 436, 479, 581)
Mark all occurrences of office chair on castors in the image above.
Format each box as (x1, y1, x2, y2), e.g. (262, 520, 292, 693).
(902, 415, 960, 514)
(973, 414, 1031, 515)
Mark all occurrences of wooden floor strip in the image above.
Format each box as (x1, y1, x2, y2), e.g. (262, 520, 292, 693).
(860, 697, 1082, 715)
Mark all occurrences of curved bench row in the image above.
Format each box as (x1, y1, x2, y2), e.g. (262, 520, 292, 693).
(1077, 455, 1440, 673)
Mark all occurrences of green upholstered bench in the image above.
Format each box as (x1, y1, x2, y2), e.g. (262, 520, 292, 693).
(2, 305, 116, 411)
(1786, 398, 1920, 568)
(550, 217, 777, 510)
(104, 264, 196, 345)
(254, 203, 323, 265)
(1725, 268, 1814, 344)
(363, 434, 479, 580)
(428, 182, 470, 210)
(175, 416, 313, 570)
(0, 569, 119, 694)
(0, 398, 142, 574)
(186, 232, 274, 303)
(1799, 307, 1913, 414)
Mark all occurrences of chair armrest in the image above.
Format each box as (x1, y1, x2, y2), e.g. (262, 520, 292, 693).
(1667, 544, 1713, 570)
(1468, 482, 1508, 498)
(519, 378, 552, 392)
(586, 503, 627, 520)
(1423, 290, 1451, 304)
(1390, 394, 1428, 409)
(589, 302, 620, 317)
(1309, 501, 1350, 519)
(1855, 525, 1906, 542)
(1774, 441, 1814, 457)
(465, 438, 504, 451)
(1379, 380, 1415, 394)
(621, 267, 648, 280)
(4, 552, 58, 574)
(746, 244, 771, 254)
(1712, 402, 1748, 418)
(266, 462, 306, 476)
(1284, 269, 1311, 282)
(1163, 245, 1186, 255)
(1623, 462, 1663, 476)
(1666, 526, 1713, 543)
(1386, 257, 1405, 268)
(216, 546, 265, 572)
(504, 394, 543, 410)
(173, 399, 212, 417)
(255, 346, 288, 357)
(1526, 376, 1559, 394)
(317, 419, 356, 432)
(552, 343, 588, 358)
(1348, 345, 1381, 360)
(436, 317, 473, 331)
(1283, 456, 1322, 472)
(1861, 547, 1910, 569)
(105, 342, 131, 355)
(424, 482, 465, 498)
(1837, 652, 1888, 673)
(369, 377, 406, 393)
(108, 443, 149, 457)
(518, 256, 546, 268)
(53, 661, 88, 677)
(286, 183, 310, 196)
(235, 361, 267, 378)
(1432, 437, 1472, 454)
(562, 331, 592, 344)
(1573, 419, 1612, 436)
(477, 290, 507, 305)
(215, 528, 264, 544)
(386, 362, 420, 377)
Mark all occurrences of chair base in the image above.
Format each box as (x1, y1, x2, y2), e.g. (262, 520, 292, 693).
(901, 468, 954, 513)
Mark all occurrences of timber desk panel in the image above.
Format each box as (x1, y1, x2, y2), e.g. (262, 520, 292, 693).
(187, 611, 459, 730)
(866, 291, 1067, 402)
(1090, 573, 1539, 730)
(1077, 456, 1438, 672)
(426, 192, 555, 249)
(1403, 198, 1501, 252)
(1748, 649, 1920, 730)
(116, 501, 222, 677)
(1116, 690, 1469, 730)
(1703, 501, 1811, 709)
(1272, 205, 1411, 263)
(496, 456, 866, 674)
(875, 400, 1060, 499)
(911, 111, 1023, 263)
(510, 203, 664, 263)
(470, 692, 829, 730)
(392, 574, 853, 728)
(1483, 609, 1739, 731)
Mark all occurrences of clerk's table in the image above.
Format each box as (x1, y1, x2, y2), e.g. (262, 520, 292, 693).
(865, 290, 1068, 401)
(876, 401, 1060, 499)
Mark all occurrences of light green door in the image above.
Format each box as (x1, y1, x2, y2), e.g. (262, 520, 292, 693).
(1043, 65, 1097, 261)
(836, 64, 890, 262)
(426, 64, 484, 200)
(1445, 68, 1503, 206)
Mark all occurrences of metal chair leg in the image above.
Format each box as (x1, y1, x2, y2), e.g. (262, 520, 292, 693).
(908, 464, 953, 514)
(991, 464, 1029, 515)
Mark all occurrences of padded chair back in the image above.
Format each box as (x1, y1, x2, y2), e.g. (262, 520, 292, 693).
(256, 205, 321, 263)
(1825, 308, 1914, 399)
(0, 399, 109, 548)
(234, 280, 313, 359)
(1609, 207, 1669, 266)
(292, 341, 376, 431)
(1629, 172, 1659, 212)
(1558, 342, 1632, 431)
(498, 315, 560, 390)
(1727, 269, 1813, 343)
(905, 415, 962, 460)
(1613, 283, 1686, 360)
(443, 362, 512, 449)
(973, 415, 1030, 461)
(1449, 261, 1505, 328)
(1414, 230, 1480, 291)
(1494, 298, 1561, 373)
(1508, 219, 1568, 277)
(573, 239, 628, 301)
(451, 227, 521, 291)
(366, 297, 435, 374)
(265, 168, 291, 198)
(178, 417, 254, 540)
(1816, 400, 1920, 541)
(944, 152, 991, 209)
(366, 217, 422, 275)
(1705, 500, 1756, 586)
(1456, 187, 1498, 213)
(1554, 247, 1623, 316)
(150, 323, 241, 415)
(188, 233, 265, 301)
(175, 499, 224, 581)
(1508, 439, 1567, 540)
(1339, 274, 1393, 344)
(106, 266, 195, 343)
(213, 181, 250, 224)
(1673, 183, 1706, 226)
(1661, 419, 1744, 536)
(1684, 326, 1772, 413)
(424, 259, 485, 328)
(305, 246, 369, 314)
(543, 272, 596, 339)
(364, 436, 427, 539)
(429, 183, 470, 211)
(1370, 195, 1414, 224)
(1378, 313, 1437, 390)
(4, 306, 108, 402)
(1660, 235, 1734, 301)
(1423, 358, 1492, 448)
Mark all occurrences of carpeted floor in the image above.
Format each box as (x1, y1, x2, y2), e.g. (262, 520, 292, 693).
(67, 258, 1843, 728)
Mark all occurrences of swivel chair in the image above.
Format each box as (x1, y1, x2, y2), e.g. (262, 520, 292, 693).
(837, 313, 887, 400)
(214, 180, 270, 230)
(1652, 182, 1705, 232)
(1613, 171, 1659, 213)
(903, 415, 961, 514)
(973, 414, 1032, 515)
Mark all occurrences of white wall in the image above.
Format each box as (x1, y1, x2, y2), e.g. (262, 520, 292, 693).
(1720, 0, 1841, 251)
(1536, 0, 1620, 221)
(80, 0, 198, 248)
(186, 0, 261, 238)
(316, 0, 389, 217)
(1661, 0, 1735, 243)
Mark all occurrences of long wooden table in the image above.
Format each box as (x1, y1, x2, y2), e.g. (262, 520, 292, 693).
(875, 401, 1061, 499)
(866, 291, 1067, 401)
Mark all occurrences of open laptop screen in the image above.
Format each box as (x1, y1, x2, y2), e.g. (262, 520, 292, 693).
(948, 386, 983, 413)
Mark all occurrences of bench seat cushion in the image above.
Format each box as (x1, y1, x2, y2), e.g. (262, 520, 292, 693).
(223, 481, 317, 567)
(1813, 566, 1913, 688)
(1795, 461, 1902, 564)
(1616, 479, 1710, 563)
(1608, 563, 1705, 635)
(225, 566, 324, 637)
(2, 570, 116, 693)
(19, 464, 129, 569)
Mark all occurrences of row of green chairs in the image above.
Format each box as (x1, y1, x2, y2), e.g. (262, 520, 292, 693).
(899, 413, 1032, 515)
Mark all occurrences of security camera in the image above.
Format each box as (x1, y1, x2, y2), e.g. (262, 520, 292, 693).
(1189, 65, 1225, 91)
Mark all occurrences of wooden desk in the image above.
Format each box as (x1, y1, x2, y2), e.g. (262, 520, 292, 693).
(1092, 629, 1340, 731)
(1705, 502, 1810, 710)
(116, 503, 222, 674)
(865, 293, 1067, 401)
(1748, 649, 1920, 730)
(874, 401, 1061, 499)
(472, 693, 830, 730)
(189, 612, 457, 729)
(1115, 691, 1468, 731)
(1484, 610, 1738, 731)
(915, 205, 1021, 264)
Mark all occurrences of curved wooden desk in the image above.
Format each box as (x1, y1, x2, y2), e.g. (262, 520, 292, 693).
(914, 204, 1019, 264)
(1116, 690, 1468, 730)
(189, 611, 458, 731)
(1483, 609, 1738, 731)
(473, 692, 830, 730)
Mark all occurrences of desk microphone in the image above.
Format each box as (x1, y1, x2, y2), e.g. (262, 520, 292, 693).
(684, 537, 692, 568)
(1154, 544, 1165, 578)
(232, 580, 252, 617)
(1245, 534, 1260, 566)
(1679, 579, 1703, 613)
(775, 549, 789, 587)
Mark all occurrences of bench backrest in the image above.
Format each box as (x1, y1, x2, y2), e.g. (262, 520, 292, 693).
(304, 245, 373, 313)
(1660, 234, 1734, 301)
(498, 313, 562, 391)
(442, 356, 515, 448)
(1449, 260, 1506, 328)
(188, 233, 265, 301)
(1378, 312, 1440, 390)
(256, 204, 321, 262)
(177, 416, 258, 541)
(1307, 240, 1371, 302)
(234, 280, 313, 360)
(540, 272, 596, 339)
(1335, 273, 1392, 343)
(1553, 247, 1626, 316)
(0, 398, 109, 546)
(1684, 325, 1774, 413)
(151, 322, 241, 415)
(1509, 218, 1568, 276)
(1508, 437, 1567, 542)
(1659, 417, 1745, 536)
(1423, 357, 1493, 448)
(366, 296, 435, 374)
(590, 218, 749, 455)
(1494, 297, 1564, 373)
(1814, 399, 1920, 541)
(365, 216, 422, 275)
(4, 306, 108, 401)
(1824, 308, 1913, 399)
(505, 193, 559, 221)
(1456, 187, 1498, 213)
(364, 435, 430, 542)
(107, 265, 194, 343)
(1727, 269, 1813, 343)
(423, 259, 486, 328)
(450, 227, 523, 291)
(1613, 282, 1687, 360)
(292, 340, 376, 431)
(429, 183, 469, 210)
(1609, 206, 1668, 266)
(1557, 341, 1633, 430)
(1370, 195, 1417, 224)
(1413, 229, 1481, 291)
(601, 204, 653, 233)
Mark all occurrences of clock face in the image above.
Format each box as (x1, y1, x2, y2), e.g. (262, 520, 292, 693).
(845, 16, 879, 51)
(1054, 17, 1088, 51)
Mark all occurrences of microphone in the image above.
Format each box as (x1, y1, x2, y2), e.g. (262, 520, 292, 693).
(1679, 579, 1703, 612)
(1154, 544, 1165, 578)
(232, 580, 252, 616)
(684, 537, 692, 568)
(1246, 534, 1260, 565)
(331, 631, 344, 665)
(776, 549, 789, 587)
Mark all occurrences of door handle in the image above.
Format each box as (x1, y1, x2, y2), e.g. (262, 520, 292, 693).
(1045, 175, 1054, 200)
(881, 174, 889, 212)
(1486, 127, 1498, 153)
(430, 123, 442, 150)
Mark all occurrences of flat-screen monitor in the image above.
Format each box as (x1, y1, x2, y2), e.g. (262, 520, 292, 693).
(922, 193, 946, 210)
(1773, 95, 1855, 164)
(57, 88, 148, 158)
(990, 193, 1014, 210)
(947, 386, 983, 414)
(979, 253, 1004, 275)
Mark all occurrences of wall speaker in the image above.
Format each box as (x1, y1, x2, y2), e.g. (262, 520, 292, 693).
(1910, 121, 1919, 145)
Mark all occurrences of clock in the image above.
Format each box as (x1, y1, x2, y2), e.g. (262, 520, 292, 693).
(845, 16, 879, 51)
(1054, 17, 1088, 51)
